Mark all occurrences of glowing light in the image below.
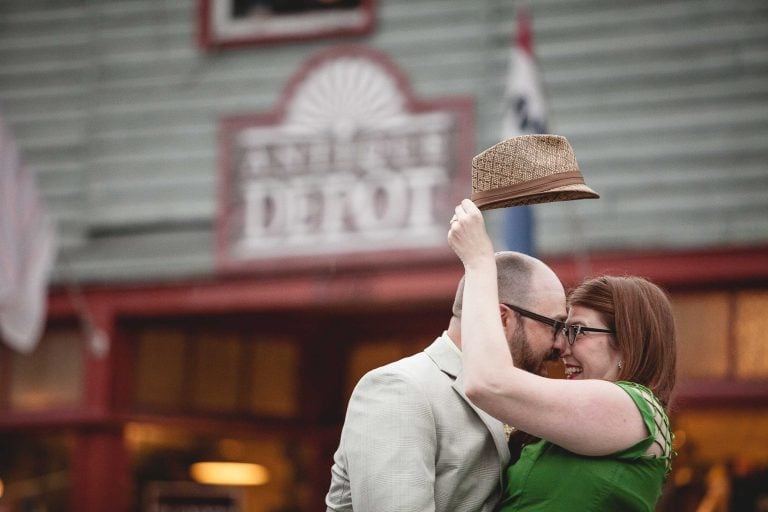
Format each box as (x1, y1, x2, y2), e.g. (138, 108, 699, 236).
(190, 462, 269, 486)
(672, 429, 687, 450)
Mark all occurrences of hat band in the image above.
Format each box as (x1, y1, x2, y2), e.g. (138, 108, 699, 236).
(471, 171, 586, 205)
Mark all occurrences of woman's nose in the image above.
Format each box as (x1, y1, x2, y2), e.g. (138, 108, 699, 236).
(553, 328, 567, 353)
(554, 329, 572, 356)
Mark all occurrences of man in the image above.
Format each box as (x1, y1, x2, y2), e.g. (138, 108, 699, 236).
(325, 251, 567, 511)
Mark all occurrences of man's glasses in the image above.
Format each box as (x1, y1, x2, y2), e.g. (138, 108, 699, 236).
(503, 303, 616, 346)
(561, 324, 615, 345)
(503, 303, 565, 342)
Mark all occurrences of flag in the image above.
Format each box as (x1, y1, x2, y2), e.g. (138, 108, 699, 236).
(501, 5, 548, 254)
(0, 109, 57, 353)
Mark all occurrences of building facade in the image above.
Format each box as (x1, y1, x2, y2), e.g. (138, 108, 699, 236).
(1, 0, 767, 510)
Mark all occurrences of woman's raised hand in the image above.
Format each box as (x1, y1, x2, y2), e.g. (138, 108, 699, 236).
(447, 199, 495, 268)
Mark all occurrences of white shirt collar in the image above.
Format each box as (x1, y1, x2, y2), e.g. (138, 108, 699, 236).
(441, 330, 462, 357)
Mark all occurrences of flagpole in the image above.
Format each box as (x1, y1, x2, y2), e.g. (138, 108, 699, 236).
(501, 4, 544, 256)
(500, 5, 592, 279)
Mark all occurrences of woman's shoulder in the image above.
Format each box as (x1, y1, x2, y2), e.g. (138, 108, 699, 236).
(612, 381, 673, 469)
(614, 380, 653, 394)
(614, 381, 663, 409)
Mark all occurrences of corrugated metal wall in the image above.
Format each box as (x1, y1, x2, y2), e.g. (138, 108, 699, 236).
(1, 0, 767, 283)
(527, 0, 768, 254)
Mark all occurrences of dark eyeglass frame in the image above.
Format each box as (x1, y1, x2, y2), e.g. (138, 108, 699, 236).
(562, 324, 615, 345)
(502, 303, 565, 342)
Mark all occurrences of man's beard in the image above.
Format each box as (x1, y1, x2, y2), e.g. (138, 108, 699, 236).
(510, 322, 556, 376)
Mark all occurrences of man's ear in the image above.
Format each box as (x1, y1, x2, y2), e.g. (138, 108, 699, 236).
(499, 304, 511, 328)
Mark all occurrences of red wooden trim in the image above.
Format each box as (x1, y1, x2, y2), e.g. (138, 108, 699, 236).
(82, 302, 114, 415)
(45, 245, 767, 320)
(0, 343, 11, 409)
(673, 379, 768, 408)
(70, 428, 130, 512)
(0, 408, 113, 430)
(47, 264, 463, 318)
(117, 412, 340, 437)
(546, 244, 768, 289)
(112, 324, 134, 413)
(196, 0, 211, 48)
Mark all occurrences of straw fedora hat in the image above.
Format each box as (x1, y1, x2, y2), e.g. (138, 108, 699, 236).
(471, 134, 599, 210)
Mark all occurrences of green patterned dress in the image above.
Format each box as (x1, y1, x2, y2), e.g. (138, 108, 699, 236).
(498, 382, 672, 512)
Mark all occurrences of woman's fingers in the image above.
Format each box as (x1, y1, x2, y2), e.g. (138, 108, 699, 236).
(454, 204, 465, 222)
(452, 200, 483, 230)
(461, 198, 482, 216)
(453, 199, 480, 223)
(447, 199, 494, 265)
(449, 199, 480, 231)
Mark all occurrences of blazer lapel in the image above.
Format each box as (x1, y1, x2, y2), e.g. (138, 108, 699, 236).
(453, 372, 511, 468)
(425, 336, 511, 469)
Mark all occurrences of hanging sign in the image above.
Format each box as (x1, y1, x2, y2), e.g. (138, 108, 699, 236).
(216, 45, 473, 272)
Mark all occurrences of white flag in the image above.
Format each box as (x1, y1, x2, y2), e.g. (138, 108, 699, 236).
(0, 110, 57, 353)
(502, 5, 548, 138)
(501, 5, 547, 254)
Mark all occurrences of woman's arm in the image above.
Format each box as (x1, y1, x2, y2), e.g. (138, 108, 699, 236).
(448, 199, 647, 456)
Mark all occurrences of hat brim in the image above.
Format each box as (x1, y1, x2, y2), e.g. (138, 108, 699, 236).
(474, 183, 600, 211)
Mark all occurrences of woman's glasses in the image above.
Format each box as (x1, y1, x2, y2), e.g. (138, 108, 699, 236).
(561, 324, 615, 345)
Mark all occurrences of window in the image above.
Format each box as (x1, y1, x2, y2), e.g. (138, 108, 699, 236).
(671, 293, 730, 379)
(127, 423, 310, 512)
(0, 431, 73, 511)
(8, 328, 83, 411)
(735, 291, 768, 378)
(131, 326, 299, 418)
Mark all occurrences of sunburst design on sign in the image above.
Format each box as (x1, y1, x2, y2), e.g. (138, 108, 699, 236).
(217, 46, 473, 270)
(285, 56, 406, 137)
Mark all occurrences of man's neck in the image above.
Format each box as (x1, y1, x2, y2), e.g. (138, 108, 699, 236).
(446, 316, 461, 351)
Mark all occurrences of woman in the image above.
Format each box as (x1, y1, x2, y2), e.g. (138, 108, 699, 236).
(448, 199, 676, 511)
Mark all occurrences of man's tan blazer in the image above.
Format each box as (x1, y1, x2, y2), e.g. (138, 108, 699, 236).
(326, 334, 511, 511)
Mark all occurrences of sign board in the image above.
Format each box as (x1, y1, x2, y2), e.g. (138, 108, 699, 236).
(144, 482, 242, 512)
(216, 45, 474, 273)
(199, 0, 375, 48)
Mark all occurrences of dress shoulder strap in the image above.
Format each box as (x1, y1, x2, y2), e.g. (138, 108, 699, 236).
(617, 381, 673, 473)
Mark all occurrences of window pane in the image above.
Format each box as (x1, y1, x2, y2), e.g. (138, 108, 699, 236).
(126, 423, 310, 512)
(673, 408, 768, 464)
(670, 293, 729, 379)
(192, 333, 242, 412)
(10, 328, 83, 411)
(134, 329, 186, 409)
(735, 291, 768, 378)
(249, 338, 298, 418)
(664, 408, 768, 512)
(0, 431, 73, 511)
(346, 339, 417, 400)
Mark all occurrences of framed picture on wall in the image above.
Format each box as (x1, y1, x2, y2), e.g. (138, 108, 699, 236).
(198, 0, 376, 49)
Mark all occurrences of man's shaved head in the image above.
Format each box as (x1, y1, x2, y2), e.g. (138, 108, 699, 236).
(452, 251, 549, 317)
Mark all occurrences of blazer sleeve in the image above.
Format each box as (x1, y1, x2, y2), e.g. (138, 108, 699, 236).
(332, 365, 438, 512)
